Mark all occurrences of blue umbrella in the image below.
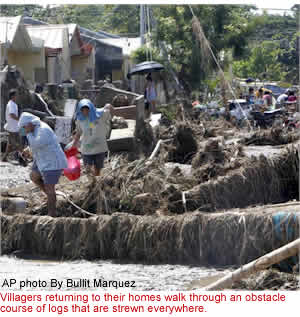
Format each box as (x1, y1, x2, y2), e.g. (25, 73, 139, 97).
(127, 61, 164, 78)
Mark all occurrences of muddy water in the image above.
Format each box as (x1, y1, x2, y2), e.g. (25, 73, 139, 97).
(0, 256, 232, 291)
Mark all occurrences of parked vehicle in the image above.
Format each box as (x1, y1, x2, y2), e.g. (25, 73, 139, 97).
(251, 108, 285, 129)
(227, 99, 253, 121)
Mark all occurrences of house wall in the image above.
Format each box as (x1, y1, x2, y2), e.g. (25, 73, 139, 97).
(7, 47, 45, 86)
(112, 69, 123, 81)
(71, 55, 89, 84)
(61, 29, 71, 81)
(71, 48, 95, 84)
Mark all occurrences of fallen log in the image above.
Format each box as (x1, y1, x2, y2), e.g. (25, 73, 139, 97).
(204, 237, 300, 290)
(148, 139, 162, 161)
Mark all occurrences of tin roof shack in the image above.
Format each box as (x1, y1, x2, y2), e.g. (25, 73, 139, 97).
(67, 24, 96, 85)
(0, 16, 45, 87)
(22, 17, 120, 85)
(26, 25, 71, 84)
(79, 28, 123, 82)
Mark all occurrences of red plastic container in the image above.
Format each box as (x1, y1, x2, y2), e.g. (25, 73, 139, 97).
(64, 146, 81, 181)
(64, 146, 78, 158)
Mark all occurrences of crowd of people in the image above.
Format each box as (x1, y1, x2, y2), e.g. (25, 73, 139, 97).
(2, 89, 114, 217)
(245, 86, 298, 112)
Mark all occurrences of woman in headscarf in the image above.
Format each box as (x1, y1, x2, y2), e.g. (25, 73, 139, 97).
(18, 112, 67, 217)
(73, 99, 114, 179)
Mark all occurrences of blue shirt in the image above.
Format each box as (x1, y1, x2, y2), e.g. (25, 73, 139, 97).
(27, 121, 68, 171)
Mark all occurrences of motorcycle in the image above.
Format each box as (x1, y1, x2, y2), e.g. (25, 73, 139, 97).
(250, 108, 285, 129)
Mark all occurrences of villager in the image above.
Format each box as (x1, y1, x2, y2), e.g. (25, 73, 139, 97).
(255, 87, 264, 99)
(254, 88, 264, 111)
(35, 84, 43, 94)
(73, 99, 114, 179)
(277, 90, 289, 105)
(263, 90, 273, 111)
(247, 87, 255, 104)
(18, 112, 68, 217)
(145, 73, 157, 114)
(287, 90, 297, 102)
(2, 89, 26, 165)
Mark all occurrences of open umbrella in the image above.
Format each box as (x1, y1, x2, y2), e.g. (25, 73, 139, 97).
(245, 77, 255, 83)
(127, 61, 164, 78)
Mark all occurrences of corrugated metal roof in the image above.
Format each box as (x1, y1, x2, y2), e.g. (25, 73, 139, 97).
(0, 16, 21, 44)
(26, 25, 67, 49)
(100, 37, 141, 56)
(0, 16, 42, 52)
(79, 26, 120, 40)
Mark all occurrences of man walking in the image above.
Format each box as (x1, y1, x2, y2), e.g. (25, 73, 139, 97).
(2, 89, 24, 163)
(18, 112, 67, 217)
(73, 99, 114, 179)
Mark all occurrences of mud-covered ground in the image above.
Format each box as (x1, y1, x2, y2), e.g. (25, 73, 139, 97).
(0, 161, 32, 190)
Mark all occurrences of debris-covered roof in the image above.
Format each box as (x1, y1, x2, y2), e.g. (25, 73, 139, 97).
(25, 25, 67, 49)
(0, 16, 42, 52)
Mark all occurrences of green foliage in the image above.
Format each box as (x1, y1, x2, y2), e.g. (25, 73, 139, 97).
(157, 104, 177, 121)
(100, 5, 139, 35)
(233, 35, 298, 84)
(131, 46, 161, 64)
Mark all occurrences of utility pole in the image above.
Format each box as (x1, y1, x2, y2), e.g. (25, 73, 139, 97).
(140, 4, 145, 45)
(298, 5, 300, 113)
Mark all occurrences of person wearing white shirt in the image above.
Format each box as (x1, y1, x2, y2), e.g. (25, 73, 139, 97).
(2, 89, 22, 162)
(277, 90, 289, 106)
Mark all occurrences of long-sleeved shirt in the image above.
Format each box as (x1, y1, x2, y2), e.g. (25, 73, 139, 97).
(27, 121, 67, 171)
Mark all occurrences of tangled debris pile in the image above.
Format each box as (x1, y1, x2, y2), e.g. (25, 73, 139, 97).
(233, 269, 299, 291)
(2, 210, 299, 265)
(192, 139, 245, 183)
(240, 128, 300, 146)
(15, 109, 298, 218)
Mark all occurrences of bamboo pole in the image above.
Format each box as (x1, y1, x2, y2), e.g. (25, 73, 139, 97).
(148, 139, 162, 161)
(205, 238, 300, 291)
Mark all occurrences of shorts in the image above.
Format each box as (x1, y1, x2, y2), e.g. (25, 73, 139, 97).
(8, 132, 21, 150)
(82, 152, 106, 170)
(32, 161, 63, 185)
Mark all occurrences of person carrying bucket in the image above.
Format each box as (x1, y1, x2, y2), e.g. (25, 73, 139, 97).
(72, 99, 114, 180)
(18, 112, 68, 217)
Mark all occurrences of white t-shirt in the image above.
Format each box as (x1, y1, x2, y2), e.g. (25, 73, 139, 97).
(5, 100, 19, 132)
(277, 93, 288, 104)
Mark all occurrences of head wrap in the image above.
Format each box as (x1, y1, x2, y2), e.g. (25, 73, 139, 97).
(18, 112, 41, 129)
(76, 99, 103, 122)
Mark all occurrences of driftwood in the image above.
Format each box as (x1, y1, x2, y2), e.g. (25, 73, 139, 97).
(148, 139, 162, 161)
(205, 237, 300, 290)
(56, 190, 96, 217)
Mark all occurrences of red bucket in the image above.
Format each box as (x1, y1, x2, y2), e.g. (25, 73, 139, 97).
(64, 146, 80, 181)
(64, 146, 78, 158)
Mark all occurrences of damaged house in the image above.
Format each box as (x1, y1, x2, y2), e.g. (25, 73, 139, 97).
(0, 16, 45, 87)
(23, 16, 123, 84)
(25, 24, 95, 85)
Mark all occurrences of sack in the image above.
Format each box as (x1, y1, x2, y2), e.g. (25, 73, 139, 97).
(64, 146, 81, 181)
